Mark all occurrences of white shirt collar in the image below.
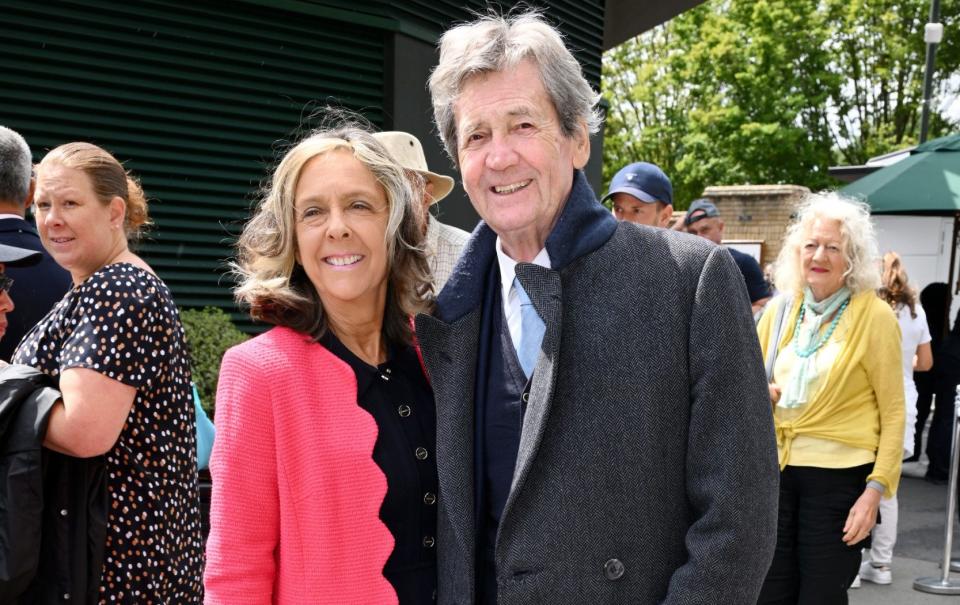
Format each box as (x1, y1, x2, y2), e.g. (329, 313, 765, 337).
(0, 214, 24, 221)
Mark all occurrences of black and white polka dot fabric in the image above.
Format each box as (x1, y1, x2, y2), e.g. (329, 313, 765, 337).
(14, 262, 203, 603)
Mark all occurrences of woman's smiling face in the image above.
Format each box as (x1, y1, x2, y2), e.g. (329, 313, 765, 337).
(293, 149, 391, 314)
(801, 217, 847, 301)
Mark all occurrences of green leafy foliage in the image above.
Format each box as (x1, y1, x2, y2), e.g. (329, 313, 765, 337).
(602, 0, 960, 208)
(179, 307, 249, 418)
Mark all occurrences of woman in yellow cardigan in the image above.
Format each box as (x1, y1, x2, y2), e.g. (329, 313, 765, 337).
(756, 193, 904, 605)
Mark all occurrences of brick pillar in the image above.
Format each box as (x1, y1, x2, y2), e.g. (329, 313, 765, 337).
(698, 185, 810, 266)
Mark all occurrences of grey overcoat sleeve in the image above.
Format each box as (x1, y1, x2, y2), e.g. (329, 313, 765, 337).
(663, 245, 780, 604)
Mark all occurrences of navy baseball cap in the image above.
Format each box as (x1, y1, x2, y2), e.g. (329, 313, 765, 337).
(684, 199, 721, 226)
(601, 162, 673, 206)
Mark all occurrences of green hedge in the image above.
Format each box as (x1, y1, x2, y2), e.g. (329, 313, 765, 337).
(180, 307, 249, 419)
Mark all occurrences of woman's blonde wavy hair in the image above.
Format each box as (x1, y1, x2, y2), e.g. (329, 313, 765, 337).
(233, 123, 433, 345)
(773, 192, 881, 297)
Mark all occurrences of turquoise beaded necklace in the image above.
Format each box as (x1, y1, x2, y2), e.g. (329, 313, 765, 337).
(792, 298, 849, 358)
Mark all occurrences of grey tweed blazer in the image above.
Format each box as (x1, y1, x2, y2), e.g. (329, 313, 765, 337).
(416, 190, 778, 604)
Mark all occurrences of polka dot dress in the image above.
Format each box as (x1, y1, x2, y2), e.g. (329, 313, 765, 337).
(13, 263, 204, 603)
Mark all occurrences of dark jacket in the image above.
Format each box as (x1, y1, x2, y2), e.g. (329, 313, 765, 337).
(0, 217, 72, 361)
(0, 364, 107, 605)
(416, 171, 779, 604)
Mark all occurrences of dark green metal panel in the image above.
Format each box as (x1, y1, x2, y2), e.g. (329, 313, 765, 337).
(1, 0, 385, 329)
(390, 0, 604, 87)
(2, 0, 604, 330)
(293, 0, 605, 88)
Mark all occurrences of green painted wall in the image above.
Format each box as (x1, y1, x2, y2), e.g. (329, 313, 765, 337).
(2, 0, 604, 330)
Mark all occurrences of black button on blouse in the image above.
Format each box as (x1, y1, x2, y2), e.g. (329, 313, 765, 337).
(321, 332, 438, 604)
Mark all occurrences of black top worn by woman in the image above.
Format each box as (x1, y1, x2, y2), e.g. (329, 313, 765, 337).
(320, 332, 438, 604)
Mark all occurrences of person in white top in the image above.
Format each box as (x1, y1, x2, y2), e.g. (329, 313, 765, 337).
(857, 251, 933, 586)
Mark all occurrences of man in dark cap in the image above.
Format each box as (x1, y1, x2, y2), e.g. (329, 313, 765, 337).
(685, 198, 771, 315)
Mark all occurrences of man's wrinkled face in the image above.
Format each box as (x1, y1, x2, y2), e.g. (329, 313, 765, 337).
(453, 59, 589, 258)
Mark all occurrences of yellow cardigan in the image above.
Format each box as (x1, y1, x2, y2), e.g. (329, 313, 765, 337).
(757, 291, 905, 497)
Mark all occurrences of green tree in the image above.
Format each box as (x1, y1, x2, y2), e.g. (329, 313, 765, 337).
(601, 9, 703, 203)
(826, 0, 960, 164)
(602, 0, 960, 207)
(681, 0, 839, 198)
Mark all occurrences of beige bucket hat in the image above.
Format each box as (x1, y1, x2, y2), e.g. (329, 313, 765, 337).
(373, 131, 455, 204)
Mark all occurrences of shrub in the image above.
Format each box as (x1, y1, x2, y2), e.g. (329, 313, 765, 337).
(179, 307, 249, 419)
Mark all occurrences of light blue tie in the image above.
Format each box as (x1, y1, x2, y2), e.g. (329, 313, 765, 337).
(513, 277, 545, 378)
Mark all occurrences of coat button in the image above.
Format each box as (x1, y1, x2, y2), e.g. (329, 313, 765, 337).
(398, 404, 412, 417)
(521, 392, 530, 403)
(60, 509, 68, 517)
(423, 535, 435, 548)
(423, 492, 437, 505)
(415, 447, 429, 460)
(604, 558, 625, 581)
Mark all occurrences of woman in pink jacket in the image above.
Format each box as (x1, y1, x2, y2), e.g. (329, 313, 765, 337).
(204, 121, 436, 604)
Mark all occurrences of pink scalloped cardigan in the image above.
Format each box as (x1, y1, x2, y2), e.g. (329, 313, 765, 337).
(203, 326, 397, 604)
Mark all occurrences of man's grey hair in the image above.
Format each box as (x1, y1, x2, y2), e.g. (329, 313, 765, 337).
(428, 10, 601, 164)
(0, 126, 32, 204)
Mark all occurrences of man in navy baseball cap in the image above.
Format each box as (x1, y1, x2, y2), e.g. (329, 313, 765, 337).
(684, 198, 771, 314)
(601, 161, 673, 228)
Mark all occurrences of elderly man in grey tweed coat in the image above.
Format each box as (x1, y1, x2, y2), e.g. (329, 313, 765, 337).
(414, 11, 779, 605)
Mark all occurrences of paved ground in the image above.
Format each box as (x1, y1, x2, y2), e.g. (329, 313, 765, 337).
(850, 464, 960, 604)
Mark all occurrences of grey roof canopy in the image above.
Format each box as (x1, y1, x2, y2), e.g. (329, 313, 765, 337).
(603, 0, 707, 50)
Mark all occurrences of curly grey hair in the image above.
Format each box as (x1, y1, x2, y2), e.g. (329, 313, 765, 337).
(428, 10, 601, 163)
(0, 126, 32, 204)
(774, 192, 882, 296)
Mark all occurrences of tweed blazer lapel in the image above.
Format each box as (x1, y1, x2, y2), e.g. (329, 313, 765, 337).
(502, 263, 562, 517)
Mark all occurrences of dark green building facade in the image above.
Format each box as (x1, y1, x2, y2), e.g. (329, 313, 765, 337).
(1, 0, 604, 326)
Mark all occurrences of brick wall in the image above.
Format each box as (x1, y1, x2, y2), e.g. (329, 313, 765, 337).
(674, 185, 811, 267)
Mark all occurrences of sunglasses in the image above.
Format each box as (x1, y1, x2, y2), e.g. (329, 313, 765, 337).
(0, 274, 13, 294)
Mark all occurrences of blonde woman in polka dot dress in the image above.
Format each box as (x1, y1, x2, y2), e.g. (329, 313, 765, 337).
(13, 142, 203, 603)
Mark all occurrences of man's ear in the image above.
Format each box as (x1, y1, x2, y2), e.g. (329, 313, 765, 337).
(23, 178, 35, 211)
(572, 121, 590, 169)
(658, 204, 674, 228)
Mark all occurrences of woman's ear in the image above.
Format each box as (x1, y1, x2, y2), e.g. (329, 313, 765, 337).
(110, 196, 126, 231)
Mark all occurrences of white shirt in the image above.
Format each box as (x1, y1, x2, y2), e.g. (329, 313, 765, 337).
(896, 303, 932, 456)
(495, 238, 551, 352)
(897, 304, 932, 401)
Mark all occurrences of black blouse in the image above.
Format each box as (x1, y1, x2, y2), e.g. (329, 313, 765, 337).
(320, 332, 438, 604)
